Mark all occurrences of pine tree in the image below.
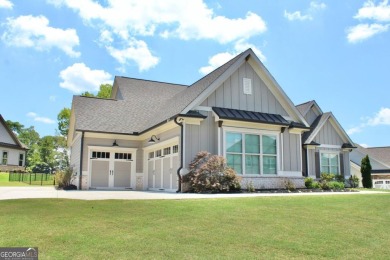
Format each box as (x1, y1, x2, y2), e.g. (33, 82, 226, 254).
(361, 155, 372, 188)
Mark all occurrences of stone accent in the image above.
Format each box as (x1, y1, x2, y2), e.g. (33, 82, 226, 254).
(240, 176, 305, 190)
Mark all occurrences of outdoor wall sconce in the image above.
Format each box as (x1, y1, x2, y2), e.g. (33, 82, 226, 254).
(148, 135, 160, 144)
(112, 140, 119, 146)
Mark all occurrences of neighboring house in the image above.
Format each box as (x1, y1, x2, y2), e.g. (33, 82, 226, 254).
(0, 114, 28, 171)
(350, 145, 390, 189)
(68, 49, 354, 191)
(296, 101, 355, 180)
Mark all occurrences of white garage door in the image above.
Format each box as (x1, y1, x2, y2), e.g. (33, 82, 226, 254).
(147, 144, 179, 192)
(90, 151, 133, 189)
(373, 180, 390, 190)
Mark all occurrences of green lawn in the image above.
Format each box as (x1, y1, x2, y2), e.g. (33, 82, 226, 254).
(0, 195, 389, 259)
(0, 172, 28, 186)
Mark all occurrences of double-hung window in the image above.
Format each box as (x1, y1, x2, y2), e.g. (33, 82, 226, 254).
(225, 131, 277, 175)
(320, 152, 339, 174)
(2, 151, 8, 165)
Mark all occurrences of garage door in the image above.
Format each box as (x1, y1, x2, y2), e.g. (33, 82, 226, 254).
(147, 144, 179, 191)
(373, 180, 390, 190)
(90, 151, 133, 189)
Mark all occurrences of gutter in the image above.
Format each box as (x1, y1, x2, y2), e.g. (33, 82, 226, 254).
(174, 116, 184, 193)
(78, 131, 85, 190)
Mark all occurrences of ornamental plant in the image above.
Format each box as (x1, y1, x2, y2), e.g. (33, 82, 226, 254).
(361, 155, 373, 188)
(183, 151, 241, 193)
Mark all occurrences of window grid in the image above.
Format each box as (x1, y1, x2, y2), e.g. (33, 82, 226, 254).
(19, 154, 24, 166)
(320, 152, 339, 174)
(2, 151, 8, 165)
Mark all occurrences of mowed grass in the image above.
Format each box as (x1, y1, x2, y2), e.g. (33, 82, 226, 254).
(0, 172, 28, 186)
(0, 195, 389, 259)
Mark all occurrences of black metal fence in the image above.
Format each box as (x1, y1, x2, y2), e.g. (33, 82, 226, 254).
(9, 172, 55, 186)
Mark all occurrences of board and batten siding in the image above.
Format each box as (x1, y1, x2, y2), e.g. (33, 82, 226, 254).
(314, 121, 344, 145)
(200, 62, 288, 116)
(304, 108, 319, 126)
(184, 112, 217, 167)
(282, 132, 302, 172)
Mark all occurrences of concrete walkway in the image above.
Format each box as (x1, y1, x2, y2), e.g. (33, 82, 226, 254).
(0, 186, 387, 201)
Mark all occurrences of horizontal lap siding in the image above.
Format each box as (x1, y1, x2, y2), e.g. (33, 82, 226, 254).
(201, 62, 288, 116)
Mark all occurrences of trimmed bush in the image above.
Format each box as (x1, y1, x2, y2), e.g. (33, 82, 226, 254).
(328, 181, 345, 190)
(283, 178, 296, 191)
(304, 177, 314, 188)
(312, 181, 320, 189)
(361, 155, 373, 188)
(335, 174, 345, 183)
(183, 151, 241, 193)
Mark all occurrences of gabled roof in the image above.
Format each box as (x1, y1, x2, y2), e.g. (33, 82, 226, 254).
(0, 114, 28, 150)
(302, 112, 354, 146)
(71, 48, 309, 136)
(354, 144, 390, 168)
(296, 100, 323, 117)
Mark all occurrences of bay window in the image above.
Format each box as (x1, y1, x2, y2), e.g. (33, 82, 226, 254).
(225, 131, 278, 175)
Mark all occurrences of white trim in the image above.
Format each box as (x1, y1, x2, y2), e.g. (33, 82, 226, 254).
(307, 148, 310, 176)
(193, 106, 212, 112)
(299, 133, 303, 172)
(319, 144, 342, 149)
(280, 132, 284, 171)
(278, 171, 302, 177)
(217, 125, 221, 156)
(222, 126, 280, 176)
(70, 132, 82, 147)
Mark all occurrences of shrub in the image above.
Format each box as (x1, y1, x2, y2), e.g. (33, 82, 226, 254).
(361, 155, 372, 188)
(246, 180, 255, 193)
(183, 151, 241, 193)
(312, 181, 320, 189)
(320, 173, 335, 182)
(283, 178, 296, 191)
(328, 181, 345, 190)
(349, 175, 359, 188)
(55, 167, 73, 189)
(304, 177, 314, 188)
(335, 174, 345, 183)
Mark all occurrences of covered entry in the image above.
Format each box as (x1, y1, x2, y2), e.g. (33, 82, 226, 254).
(88, 147, 137, 189)
(145, 138, 179, 192)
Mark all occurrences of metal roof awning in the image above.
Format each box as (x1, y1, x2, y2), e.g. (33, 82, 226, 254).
(212, 107, 290, 126)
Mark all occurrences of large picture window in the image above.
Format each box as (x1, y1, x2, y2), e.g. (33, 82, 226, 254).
(225, 131, 278, 175)
(320, 152, 339, 174)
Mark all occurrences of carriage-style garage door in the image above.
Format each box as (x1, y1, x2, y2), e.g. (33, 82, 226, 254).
(147, 144, 179, 191)
(89, 149, 136, 189)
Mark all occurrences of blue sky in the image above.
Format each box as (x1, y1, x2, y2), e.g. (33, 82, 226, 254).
(0, 0, 389, 147)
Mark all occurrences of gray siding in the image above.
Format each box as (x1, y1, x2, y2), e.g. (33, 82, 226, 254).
(201, 62, 288, 116)
(308, 149, 316, 176)
(305, 108, 319, 126)
(184, 112, 217, 167)
(314, 121, 344, 145)
(70, 134, 81, 175)
(343, 151, 350, 176)
(0, 122, 16, 145)
(282, 132, 301, 172)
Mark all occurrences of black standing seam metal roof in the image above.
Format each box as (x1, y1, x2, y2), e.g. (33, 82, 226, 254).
(212, 107, 290, 126)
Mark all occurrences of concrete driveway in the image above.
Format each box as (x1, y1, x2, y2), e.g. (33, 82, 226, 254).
(0, 186, 386, 201)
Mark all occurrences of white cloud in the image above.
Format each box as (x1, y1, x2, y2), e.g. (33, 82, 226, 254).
(359, 143, 369, 148)
(1, 15, 80, 57)
(354, 0, 390, 22)
(0, 0, 13, 9)
(347, 107, 390, 135)
(367, 107, 390, 125)
(59, 63, 112, 94)
(284, 1, 326, 21)
(346, 23, 389, 43)
(48, 0, 267, 71)
(347, 1, 390, 42)
(27, 112, 56, 124)
(199, 40, 266, 75)
(106, 39, 159, 72)
(284, 11, 312, 21)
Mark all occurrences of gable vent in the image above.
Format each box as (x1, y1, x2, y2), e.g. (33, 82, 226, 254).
(243, 78, 252, 95)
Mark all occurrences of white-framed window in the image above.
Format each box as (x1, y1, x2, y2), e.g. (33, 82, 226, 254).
(148, 151, 155, 159)
(19, 153, 24, 166)
(156, 150, 162, 157)
(320, 152, 340, 174)
(225, 130, 278, 175)
(163, 147, 171, 156)
(2, 151, 8, 165)
(91, 151, 110, 159)
(172, 145, 179, 154)
(114, 152, 132, 160)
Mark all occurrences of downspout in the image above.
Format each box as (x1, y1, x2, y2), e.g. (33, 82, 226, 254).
(174, 117, 184, 193)
(79, 131, 85, 190)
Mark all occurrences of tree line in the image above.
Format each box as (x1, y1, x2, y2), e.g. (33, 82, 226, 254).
(6, 84, 112, 173)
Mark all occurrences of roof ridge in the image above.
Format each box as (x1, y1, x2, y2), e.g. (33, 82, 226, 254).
(117, 76, 188, 87)
(75, 95, 117, 101)
(295, 100, 314, 107)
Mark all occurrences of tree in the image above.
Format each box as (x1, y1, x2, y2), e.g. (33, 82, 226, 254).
(57, 108, 71, 137)
(18, 126, 40, 168)
(81, 84, 112, 98)
(361, 155, 372, 188)
(5, 120, 24, 134)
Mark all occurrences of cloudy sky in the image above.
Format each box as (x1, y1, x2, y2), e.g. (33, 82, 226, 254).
(0, 0, 389, 147)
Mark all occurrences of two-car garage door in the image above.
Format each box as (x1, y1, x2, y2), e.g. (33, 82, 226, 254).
(147, 144, 179, 191)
